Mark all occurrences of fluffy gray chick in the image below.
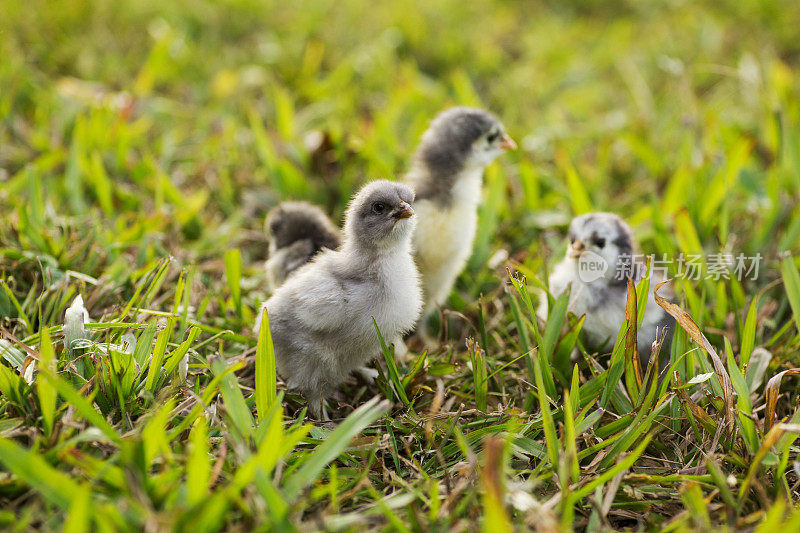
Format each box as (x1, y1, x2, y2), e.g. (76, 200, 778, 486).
(404, 107, 515, 316)
(255, 181, 422, 419)
(542, 212, 674, 363)
(264, 201, 342, 291)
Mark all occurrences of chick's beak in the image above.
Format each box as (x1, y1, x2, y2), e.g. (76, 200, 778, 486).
(500, 134, 517, 150)
(393, 201, 414, 220)
(567, 240, 585, 258)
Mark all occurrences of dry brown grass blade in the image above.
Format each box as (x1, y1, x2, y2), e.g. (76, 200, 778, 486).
(641, 328, 666, 392)
(764, 369, 800, 432)
(625, 279, 643, 387)
(0, 325, 40, 360)
(655, 281, 735, 435)
(650, 327, 669, 380)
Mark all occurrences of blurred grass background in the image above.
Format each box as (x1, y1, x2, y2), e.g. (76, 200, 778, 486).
(3, 0, 800, 338)
(2, 0, 800, 530)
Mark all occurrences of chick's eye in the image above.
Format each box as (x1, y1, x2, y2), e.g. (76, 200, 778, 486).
(371, 202, 386, 214)
(594, 238, 606, 248)
(487, 132, 499, 143)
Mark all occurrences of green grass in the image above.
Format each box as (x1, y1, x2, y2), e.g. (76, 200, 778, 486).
(2, 0, 800, 530)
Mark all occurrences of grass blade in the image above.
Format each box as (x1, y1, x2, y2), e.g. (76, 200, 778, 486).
(212, 357, 254, 444)
(224, 248, 243, 320)
(63, 484, 92, 533)
(255, 306, 277, 421)
(532, 356, 559, 470)
(374, 318, 409, 406)
(468, 338, 488, 412)
(38, 329, 57, 436)
(780, 255, 800, 335)
(283, 397, 388, 500)
(725, 338, 758, 454)
(0, 437, 80, 510)
(145, 318, 173, 393)
(571, 434, 652, 501)
(481, 438, 512, 533)
(163, 327, 201, 376)
(740, 296, 758, 368)
(186, 417, 210, 507)
(40, 367, 122, 444)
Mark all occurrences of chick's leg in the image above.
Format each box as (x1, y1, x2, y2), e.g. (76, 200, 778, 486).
(392, 336, 409, 361)
(415, 310, 441, 348)
(304, 389, 331, 421)
(307, 397, 330, 421)
(354, 366, 379, 384)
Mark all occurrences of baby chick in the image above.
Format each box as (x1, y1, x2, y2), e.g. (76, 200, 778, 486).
(404, 107, 516, 317)
(264, 201, 342, 291)
(255, 181, 422, 419)
(543, 212, 674, 359)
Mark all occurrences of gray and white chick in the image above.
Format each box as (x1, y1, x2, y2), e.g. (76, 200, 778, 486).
(264, 201, 342, 291)
(542, 213, 674, 360)
(255, 181, 422, 419)
(404, 106, 516, 316)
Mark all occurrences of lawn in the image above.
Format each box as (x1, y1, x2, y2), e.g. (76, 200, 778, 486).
(2, 0, 800, 530)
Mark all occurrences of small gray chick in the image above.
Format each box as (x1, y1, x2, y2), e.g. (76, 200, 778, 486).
(542, 213, 674, 362)
(264, 201, 342, 291)
(255, 181, 422, 419)
(405, 107, 515, 317)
